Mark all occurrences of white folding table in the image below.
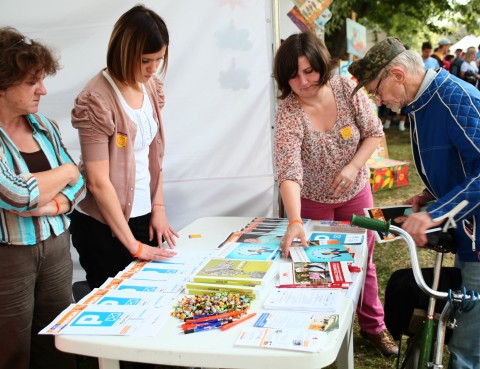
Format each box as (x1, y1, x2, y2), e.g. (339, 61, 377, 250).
(56, 216, 366, 369)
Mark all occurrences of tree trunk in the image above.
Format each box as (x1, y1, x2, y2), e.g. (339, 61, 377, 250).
(326, 23, 348, 60)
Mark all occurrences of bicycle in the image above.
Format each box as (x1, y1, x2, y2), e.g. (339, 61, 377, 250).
(350, 204, 478, 369)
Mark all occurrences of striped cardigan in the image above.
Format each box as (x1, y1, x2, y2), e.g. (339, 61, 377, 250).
(0, 113, 86, 245)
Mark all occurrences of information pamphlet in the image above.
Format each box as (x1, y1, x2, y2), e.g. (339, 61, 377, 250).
(234, 311, 339, 352)
(263, 287, 344, 313)
(39, 303, 170, 336)
(306, 219, 365, 234)
(278, 261, 352, 288)
(214, 241, 280, 261)
(235, 326, 328, 352)
(290, 236, 355, 263)
(191, 258, 276, 287)
(364, 205, 441, 243)
(254, 311, 339, 332)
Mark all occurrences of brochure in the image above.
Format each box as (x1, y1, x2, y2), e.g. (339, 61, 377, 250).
(234, 310, 339, 352)
(306, 220, 365, 234)
(214, 241, 280, 261)
(278, 261, 352, 289)
(39, 303, 170, 336)
(253, 311, 339, 332)
(77, 288, 177, 308)
(363, 205, 442, 243)
(308, 231, 364, 246)
(263, 288, 344, 313)
(290, 243, 354, 263)
(191, 258, 276, 287)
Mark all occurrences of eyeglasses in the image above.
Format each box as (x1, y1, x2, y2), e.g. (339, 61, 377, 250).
(367, 74, 385, 101)
(10, 37, 33, 48)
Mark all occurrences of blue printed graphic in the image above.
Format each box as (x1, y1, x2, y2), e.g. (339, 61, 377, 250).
(118, 286, 157, 292)
(98, 297, 141, 306)
(71, 311, 124, 327)
(226, 243, 279, 261)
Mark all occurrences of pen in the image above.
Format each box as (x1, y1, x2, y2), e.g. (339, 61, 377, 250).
(278, 284, 349, 288)
(184, 320, 228, 334)
(184, 312, 216, 321)
(183, 310, 235, 322)
(220, 313, 257, 331)
(185, 310, 245, 323)
(277, 284, 327, 288)
(181, 318, 233, 331)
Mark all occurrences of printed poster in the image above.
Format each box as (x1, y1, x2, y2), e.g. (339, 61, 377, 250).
(346, 18, 367, 57)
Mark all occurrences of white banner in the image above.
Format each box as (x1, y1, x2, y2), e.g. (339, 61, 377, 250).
(1, 0, 276, 281)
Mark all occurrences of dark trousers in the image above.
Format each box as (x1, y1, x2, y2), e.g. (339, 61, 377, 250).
(0, 232, 75, 369)
(70, 210, 158, 289)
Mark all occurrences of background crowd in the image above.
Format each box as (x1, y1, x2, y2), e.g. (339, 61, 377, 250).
(379, 39, 480, 131)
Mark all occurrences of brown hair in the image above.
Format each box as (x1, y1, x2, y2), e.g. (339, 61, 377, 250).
(107, 4, 169, 88)
(0, 27, 60, 91)
(273, 31, 335, 99)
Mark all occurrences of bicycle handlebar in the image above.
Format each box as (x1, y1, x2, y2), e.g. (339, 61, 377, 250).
(350, 214, 391, 233)
(350, 214, 463, 302)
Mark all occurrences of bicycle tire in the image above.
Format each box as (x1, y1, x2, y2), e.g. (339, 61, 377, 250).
(400, 334, 421, 369)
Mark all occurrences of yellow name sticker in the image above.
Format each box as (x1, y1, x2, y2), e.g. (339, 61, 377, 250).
(116, 132, 128, 148)
(340, 125, 352, 140)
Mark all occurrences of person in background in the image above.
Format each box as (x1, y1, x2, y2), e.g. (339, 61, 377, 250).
(273, 31, 398, 356)
(443, 54, 454, 72)
(380, 106, 408, 131)
(454, 48, 463, 59)
(348, 36, 480, 369)
(421, 41, 440, 70)
(450, 49, 466, 78)
(70, 4, 178, 291)
(0, 27, 86, 369)
(460, 46, 479, 88)
(431, 38, 452, 68)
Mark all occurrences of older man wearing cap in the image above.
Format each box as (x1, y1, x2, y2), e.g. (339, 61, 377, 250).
(348, 37, 480, 369)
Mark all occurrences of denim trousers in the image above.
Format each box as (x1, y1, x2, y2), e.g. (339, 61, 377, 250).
(448, 259, 480, 369)
(0, 231, 75, 369)
(301, 184, 386, 335)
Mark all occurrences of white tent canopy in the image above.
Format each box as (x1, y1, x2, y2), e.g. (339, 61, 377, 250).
(2, 0, 296, 282)
(450, 34, 480, 53)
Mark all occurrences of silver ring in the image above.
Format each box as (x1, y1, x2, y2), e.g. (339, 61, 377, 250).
(341, 179, 346, 184)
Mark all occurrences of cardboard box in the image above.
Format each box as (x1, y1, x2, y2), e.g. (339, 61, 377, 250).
(367, 156, 409, 192)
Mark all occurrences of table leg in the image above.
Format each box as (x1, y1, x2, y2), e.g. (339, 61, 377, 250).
(99, 358, 120, 369)
(336, 325, 354, 369)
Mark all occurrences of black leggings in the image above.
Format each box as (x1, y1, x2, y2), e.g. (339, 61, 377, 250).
(70, 210, 159, 289)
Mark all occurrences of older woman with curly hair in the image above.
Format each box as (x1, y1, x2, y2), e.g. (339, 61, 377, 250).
(0, 27, 86, 369)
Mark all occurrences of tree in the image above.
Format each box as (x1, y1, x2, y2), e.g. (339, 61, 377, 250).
(324, 0, 480, 58)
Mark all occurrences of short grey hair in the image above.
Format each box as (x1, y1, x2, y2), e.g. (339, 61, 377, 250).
(384, 50, 424, 76)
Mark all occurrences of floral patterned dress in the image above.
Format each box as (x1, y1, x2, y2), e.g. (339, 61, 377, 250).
(274, 75, 384, 204)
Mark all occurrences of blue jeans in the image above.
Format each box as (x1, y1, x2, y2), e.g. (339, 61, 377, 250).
(0, 232, 75, 369)
(448, 259, 480, 369)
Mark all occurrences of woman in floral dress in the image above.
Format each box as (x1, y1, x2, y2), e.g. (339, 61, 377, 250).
(272, 31, 397, 356)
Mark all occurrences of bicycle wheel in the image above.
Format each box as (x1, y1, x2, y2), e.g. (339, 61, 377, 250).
(400, 334, 421, 369)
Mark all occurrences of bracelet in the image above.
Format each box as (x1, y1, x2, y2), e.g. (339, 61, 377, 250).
(288, 219, 303, 227)
(52, 197, 61, 215)
(131, 241, 143, 258)
(153, 203, 165, 208)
